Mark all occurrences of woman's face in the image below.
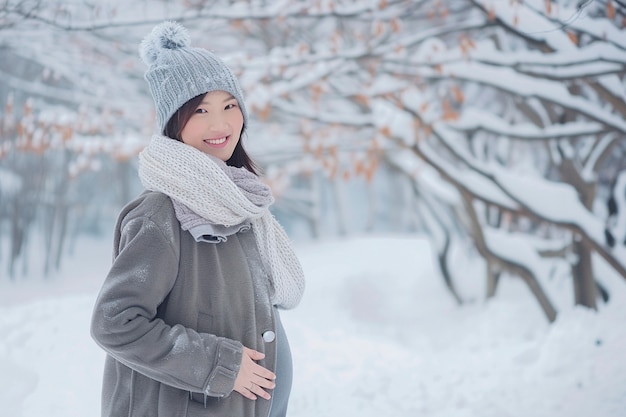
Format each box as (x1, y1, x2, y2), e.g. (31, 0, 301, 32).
(180, 90, 244, 161)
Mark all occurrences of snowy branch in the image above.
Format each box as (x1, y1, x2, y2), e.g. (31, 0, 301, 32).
(447, 108, 607, 140)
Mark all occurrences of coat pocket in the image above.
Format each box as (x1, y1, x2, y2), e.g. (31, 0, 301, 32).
(197, 312, 214, 333)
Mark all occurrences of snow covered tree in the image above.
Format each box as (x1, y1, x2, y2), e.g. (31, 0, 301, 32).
(1, 0, 624, 325)
(219, 0, 626, 321)
(379, 0, 626, 321)
(0, 0, 159, 278)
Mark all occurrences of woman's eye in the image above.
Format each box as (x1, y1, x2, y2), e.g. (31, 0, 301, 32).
(195, 108, 207, 114)
(225, 103, 237, 110)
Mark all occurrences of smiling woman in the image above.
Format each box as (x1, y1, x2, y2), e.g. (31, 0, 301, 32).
(181, 91, 243, 163)
(89, 21, 305, 417)
(164, 91, 257, 173)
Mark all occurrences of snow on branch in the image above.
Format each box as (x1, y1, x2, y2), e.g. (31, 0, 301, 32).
(272, 97, 372, 126)
(582, 132, 621, 178)
(447, 108, 606, 140)
(394, 88, 626, 279)
(516, 61, 624, 80)
(471, 0, 626, 110)
(483, 227, 554, 290)
(438, 121, 626, 278)
(401, 37, 626, 69)
(418, 140, 519, 210)
(372, 15, 487, 57)
(522, 0, 626, 50)
(372, 96, 518, 210)
(2, 0, 410, 32)
(417, 61, 626, 134)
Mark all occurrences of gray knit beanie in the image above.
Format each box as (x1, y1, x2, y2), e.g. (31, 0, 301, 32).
(139, 21, 248, 133)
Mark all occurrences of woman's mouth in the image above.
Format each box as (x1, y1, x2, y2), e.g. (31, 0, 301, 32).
(203, 136, 228, 148)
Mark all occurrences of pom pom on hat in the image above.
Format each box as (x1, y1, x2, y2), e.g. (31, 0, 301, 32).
(140, 21, 191, 65)
(140, 21, 249, 134)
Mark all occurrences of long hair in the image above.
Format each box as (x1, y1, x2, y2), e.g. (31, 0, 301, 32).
(163, 93, 259, 175)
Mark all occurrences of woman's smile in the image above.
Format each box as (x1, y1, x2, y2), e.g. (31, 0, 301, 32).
(204, 136, 229, 147)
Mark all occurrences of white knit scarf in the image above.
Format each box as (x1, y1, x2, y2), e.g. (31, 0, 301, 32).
(138, 134, 305, 309)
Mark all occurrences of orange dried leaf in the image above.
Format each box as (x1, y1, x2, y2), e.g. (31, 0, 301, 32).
(314, 143, 324, 158)
(258, 104, 272, 121)
(452, 86, 465, 104)
(544, 0, 552, 15)
(460, 42, 469, 57)
(369, 139, 381, 153)
(354, 159, 364, 176)
(364, 158, 379, 183)
(442, 110, 459, 121)
(488, 7, 496, 22)
(390, 17, 401, 33)
(420, 102, 429, 113)
(379, 0, 388, 9)
(374, 21, 385, 37)
(379, 126, 392, 137)
(311, 84, 323, 101)
(62, 126, 73, 143)
(230, 19, 244, 29)
(607, 0, 615, 19)
(567, 31, 579, 45)
(354, 94, 370, 106)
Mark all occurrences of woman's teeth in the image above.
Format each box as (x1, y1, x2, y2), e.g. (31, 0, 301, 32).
(205, 137, 227, 145)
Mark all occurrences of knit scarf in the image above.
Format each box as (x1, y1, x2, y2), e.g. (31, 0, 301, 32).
(138, 134, 305, 309)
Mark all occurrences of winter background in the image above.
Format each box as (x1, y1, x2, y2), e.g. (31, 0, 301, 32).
(1, 1, 626, 416)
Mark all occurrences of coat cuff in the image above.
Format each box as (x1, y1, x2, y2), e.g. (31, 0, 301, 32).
(204, 338, 243, 397)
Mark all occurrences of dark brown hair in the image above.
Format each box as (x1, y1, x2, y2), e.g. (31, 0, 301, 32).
(163, 93, 258, 175)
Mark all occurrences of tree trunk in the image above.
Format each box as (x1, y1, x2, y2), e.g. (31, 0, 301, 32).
(486, 262, 501, 298)
(572, 238, 597, 309)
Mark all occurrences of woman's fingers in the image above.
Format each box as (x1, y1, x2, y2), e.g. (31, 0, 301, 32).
(249, 380, 272, 400)
(248, 364, 275, 400)
(233, 347, 277, 400)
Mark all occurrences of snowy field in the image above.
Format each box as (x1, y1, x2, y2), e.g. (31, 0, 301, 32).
(1, 234, 625, 417)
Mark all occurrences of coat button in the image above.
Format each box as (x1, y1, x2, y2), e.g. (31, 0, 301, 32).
(262, 330, 276, 343)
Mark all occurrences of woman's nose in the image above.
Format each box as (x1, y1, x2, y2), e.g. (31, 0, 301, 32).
(207, 115, 228, 131)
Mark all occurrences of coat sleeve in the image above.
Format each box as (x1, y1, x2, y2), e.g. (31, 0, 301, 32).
(90, 214, 243, 398)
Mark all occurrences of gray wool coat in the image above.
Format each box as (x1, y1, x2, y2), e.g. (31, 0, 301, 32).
(91, 191, 278, 417)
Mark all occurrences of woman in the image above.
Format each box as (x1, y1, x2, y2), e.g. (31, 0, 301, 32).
(90, 21, 305, 417)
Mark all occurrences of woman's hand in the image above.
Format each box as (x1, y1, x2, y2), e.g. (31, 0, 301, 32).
(233, 347, 276, 400)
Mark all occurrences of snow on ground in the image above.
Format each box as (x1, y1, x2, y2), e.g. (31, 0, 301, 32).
(0, 234, 625, 417)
